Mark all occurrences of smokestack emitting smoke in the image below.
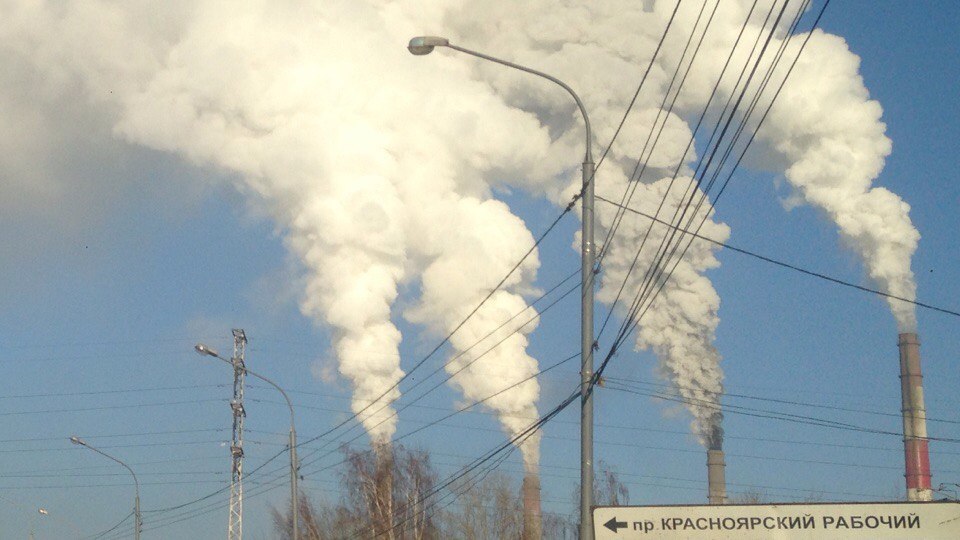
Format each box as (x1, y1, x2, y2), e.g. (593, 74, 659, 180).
(0, 1, 919, 471)
(707, 449, 727, 505)
(522, 474, 542, 540)
(706, 423, 726, 505)
(899, 333, 932, 501)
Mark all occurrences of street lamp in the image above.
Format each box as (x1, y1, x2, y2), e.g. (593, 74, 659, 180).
(195, 343, 300, 540)
(408, 35, 597, 539)
(28, 507, 48, 540)
(69, 436, 141, 540)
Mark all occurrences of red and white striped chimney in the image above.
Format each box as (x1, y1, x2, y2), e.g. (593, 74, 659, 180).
(898, 333, 932, 501)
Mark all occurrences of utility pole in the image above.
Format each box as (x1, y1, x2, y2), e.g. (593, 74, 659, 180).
(407, 35, 596, 539)
(196, 335, 299, 540)
(228, 329, 248, 540)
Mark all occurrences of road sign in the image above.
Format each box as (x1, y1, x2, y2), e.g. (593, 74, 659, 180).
(594, 501, 960, 539)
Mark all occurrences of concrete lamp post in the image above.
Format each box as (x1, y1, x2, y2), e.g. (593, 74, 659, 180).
(407, 35, 597, 539)
(70, 436, 141, 540)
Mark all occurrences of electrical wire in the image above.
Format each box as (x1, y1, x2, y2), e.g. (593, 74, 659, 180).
(295, 274, 579, 462)
(591, 0, 828, 398)
(595, 0, 762, 339)
(371, 388, 581, 539)
(0, 384, 225, 400)
(269, 0, 684, 461)
(603, 382, 960, 444)
(594, 194, 960, 318)
(0, 398, 225, 417)
(293, 267, 580, 455)
(128, 354, 580, 533)
(86, 510, 133, 540)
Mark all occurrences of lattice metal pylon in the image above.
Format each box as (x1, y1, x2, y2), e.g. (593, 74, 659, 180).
(228, 329, 247, 540)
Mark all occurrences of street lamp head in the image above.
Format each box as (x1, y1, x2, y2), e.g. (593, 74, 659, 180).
(69, 436, 84, 446)
(194, 343, 219, 358)
(408, 36, 449, 55)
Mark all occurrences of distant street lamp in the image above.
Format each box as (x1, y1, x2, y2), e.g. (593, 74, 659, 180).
(28, 507, 48, 540)
(69, 436, 140, 540)
(408, 35, 597, 539)
(195, 343, 299, 540)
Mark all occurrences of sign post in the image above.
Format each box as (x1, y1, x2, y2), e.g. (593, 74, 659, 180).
(594, 501, 960, 539)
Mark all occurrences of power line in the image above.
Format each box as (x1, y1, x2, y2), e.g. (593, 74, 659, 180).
(0, 384, 225, 400)
(86, 510, 133, 540)
(604, 374, 960, 426)
(296, 351, 581, 475)
(591, 0, 827, 403)
(293, 268, 580, 454)
(603, 382, 960, 444)
(0, 398, 225, 417)
(595, 194, 960, 318)
(610, 0, 797, 356)
(0, 427, 225, 444)
(597, 0, 731, 271)
(373, 388, 581, 539)
(282, 0, 682, 459)
(592, 0, 772, 353)
(134, 353, 581, 535)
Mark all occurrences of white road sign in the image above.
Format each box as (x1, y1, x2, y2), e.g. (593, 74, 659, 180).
(594, 501, 960, 539)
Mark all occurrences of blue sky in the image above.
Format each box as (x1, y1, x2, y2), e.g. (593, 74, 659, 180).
(1, 1, 958, 538)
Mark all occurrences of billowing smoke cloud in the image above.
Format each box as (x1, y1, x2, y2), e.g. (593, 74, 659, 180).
(755, 31, 919, 331)
(0, 0, 551, 456)
(442, 0, 918, 446)
(667, 1, 919, 332)
(595, 178, 730, 448)
(0, 0, 916, 460)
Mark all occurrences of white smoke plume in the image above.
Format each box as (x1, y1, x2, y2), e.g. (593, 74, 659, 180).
(0, 0, 551, 454)
(596, 178, 730, 448)
(443, 0, 734, 447)
(755, 31, 919, 331)
(668, 0, 919, 332)
(0, 0, 916, 459)
(444, 0, 918, 445)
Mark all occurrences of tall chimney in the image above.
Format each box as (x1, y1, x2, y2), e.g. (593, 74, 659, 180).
(707, 448, 727, 505)
(899, 333, 932, 501)
(521, 473, 542, 540)
(372, 441, 395, 535)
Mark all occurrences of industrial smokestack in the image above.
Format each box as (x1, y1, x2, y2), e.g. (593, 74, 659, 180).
(707, 448, 727, 505)
(899, 333, 932, 501)
(521, 473, 542, 540)
(373, 441, 395, 534)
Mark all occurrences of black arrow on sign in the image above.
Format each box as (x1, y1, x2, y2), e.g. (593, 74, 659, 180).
(604, 516, 627, 533)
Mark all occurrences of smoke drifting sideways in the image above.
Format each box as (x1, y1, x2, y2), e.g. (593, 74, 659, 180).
(444, 0, 919, 446)
(115, 2, 556, 456)
(0, 0, 919, 461)
(0, 0, 554, 461)
(754, 31, 920, 332)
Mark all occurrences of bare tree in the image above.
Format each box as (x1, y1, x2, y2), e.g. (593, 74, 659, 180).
(548, 460, 630, 538)
(276, 447, 645, 540)
(447, 472, 523, 540)
(541, 510, 577, 540)
(271, 492, 349, 540)
(569, 460, 630, 509)
(729, 490, 767, 504)
(596, 460, 629, 507)
(272, 444, 439, 540)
